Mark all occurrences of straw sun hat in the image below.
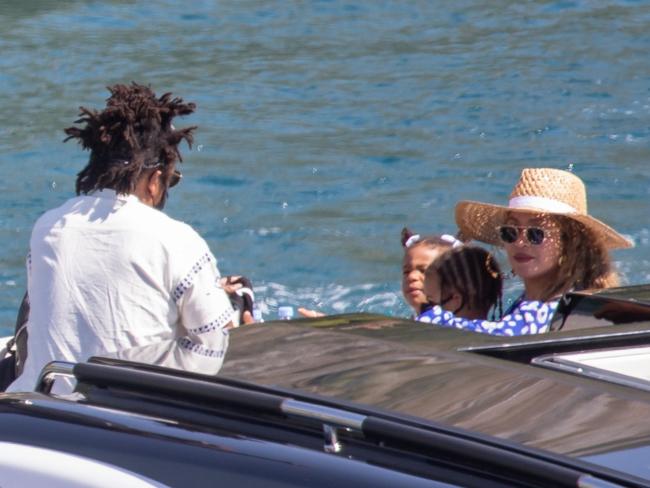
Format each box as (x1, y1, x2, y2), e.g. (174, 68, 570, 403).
(455, 168, 633, 250)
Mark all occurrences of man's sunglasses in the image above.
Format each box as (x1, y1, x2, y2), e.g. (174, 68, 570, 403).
(143, 161, 182, 188)
(497, 225, 546, 245)
(169, 169, 182, 188)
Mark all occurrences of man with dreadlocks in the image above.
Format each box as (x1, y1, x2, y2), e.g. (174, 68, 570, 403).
(7, 83, 235, 392)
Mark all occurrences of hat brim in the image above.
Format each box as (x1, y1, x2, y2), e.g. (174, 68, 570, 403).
(455, 200, 633, 250)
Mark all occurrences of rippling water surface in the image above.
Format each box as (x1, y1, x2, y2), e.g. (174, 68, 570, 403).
(1, 0, 650, 332)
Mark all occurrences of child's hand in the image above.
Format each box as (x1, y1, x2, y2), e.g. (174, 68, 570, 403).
(298, 307, 325, 318)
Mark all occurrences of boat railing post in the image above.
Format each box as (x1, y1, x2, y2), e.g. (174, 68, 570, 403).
(35, 361, 76, 394)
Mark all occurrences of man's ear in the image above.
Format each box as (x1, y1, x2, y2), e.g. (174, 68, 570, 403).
(147, 169, 163, 199)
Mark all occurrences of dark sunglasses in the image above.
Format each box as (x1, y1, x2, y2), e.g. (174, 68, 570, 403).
(143, 161, 182, 188)
(169, 169, 182, 188)
(497, 225, 546, 245)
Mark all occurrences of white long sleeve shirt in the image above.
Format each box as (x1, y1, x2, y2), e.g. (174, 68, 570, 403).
(8, 189, 234, 392)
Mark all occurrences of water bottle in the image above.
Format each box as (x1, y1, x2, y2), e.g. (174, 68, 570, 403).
(253, 305, 264, 323)
(278, 306, 294, 321)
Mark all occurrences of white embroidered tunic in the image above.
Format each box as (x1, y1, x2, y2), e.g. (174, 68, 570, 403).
(8, 190, 234, 392)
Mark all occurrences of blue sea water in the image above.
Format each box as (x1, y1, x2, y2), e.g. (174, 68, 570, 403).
(1, 0, 650, 333)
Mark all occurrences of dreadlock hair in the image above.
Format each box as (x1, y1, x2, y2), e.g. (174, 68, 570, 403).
(64, 82, 197, 195)
(540, 216, 619, 301)
(427, 245, 504, 320)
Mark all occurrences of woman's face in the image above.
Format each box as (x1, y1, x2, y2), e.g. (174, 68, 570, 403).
(502, 213, 563, 284)
(401, 245, 445, 312)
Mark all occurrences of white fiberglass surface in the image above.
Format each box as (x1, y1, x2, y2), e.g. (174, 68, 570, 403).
(555, 345, 650, 381)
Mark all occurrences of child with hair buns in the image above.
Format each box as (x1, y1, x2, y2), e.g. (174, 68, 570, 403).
(399, 227, 463, 317)
(298, 227, 460, 318)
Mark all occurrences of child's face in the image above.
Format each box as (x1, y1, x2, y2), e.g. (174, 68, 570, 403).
(402, 245, 445, 312)
(424, 270, 463, 315)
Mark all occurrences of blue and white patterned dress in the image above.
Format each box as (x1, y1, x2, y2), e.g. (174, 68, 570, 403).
(416, 296, 559, 336)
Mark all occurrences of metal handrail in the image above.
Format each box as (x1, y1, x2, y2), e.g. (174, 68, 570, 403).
(30, 359, 637, 487)
(35, 361, 76, 394)
(281, 398, 366, 430)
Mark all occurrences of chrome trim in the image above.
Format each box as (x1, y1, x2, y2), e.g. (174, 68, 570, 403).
(35, 361, 76, 394)
(323, 424, 343, 453)
(460, 328, 650, 353)
(531, 354, 650, 393)
(281, 399, 366, 430)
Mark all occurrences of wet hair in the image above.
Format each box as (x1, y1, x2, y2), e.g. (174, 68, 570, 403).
(426, 245, 503, 319)
(542, 216, 619, 300)
(63, 82, 197, 195)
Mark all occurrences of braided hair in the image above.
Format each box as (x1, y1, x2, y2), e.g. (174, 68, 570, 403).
(64, 82, 196, 195)
(428, 245, 504, 320)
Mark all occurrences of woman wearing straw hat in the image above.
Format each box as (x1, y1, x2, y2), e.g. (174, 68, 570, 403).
(417, 167, 633, 335)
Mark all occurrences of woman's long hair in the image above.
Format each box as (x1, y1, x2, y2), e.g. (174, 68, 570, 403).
(541, 216, 618, 301)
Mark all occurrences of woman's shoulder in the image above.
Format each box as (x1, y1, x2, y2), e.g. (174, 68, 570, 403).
(507, 298, 559, 324)
(505, 294, 559, 313)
